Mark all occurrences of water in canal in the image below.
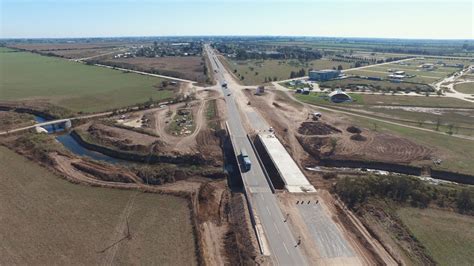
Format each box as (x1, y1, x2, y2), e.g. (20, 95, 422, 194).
(34, 115, 122, 164)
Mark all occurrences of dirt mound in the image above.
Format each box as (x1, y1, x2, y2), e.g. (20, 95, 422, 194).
(296, 136, 333, 158)
(298, 122, 342, 135)
(71, 160, 138, 183)
(347, 126, 362, 134)
(196, 129, 223, 166)
(350, 134, 367, 141)
(83, 122, 162, 154)
(198, 181, 228, 224)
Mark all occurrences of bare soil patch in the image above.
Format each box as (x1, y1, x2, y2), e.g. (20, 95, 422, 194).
(298, 121, 342, 135)
(350, 134, 367, 141)
(334, 131, 433, 163)
(9, 43, 123, 51)
(78, 122, 161, 154)
(103, 56, 207, 82)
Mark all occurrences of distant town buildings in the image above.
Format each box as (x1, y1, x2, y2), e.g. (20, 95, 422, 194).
(309, 69, 341, 81)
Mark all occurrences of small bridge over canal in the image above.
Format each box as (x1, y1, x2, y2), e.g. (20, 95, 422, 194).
(0, 112, 113, 135)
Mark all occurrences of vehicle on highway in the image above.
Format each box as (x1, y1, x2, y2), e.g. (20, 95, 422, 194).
(227, 93, 231, 96)
(239, 149, 252, 172)
(222, 82, 228, 88)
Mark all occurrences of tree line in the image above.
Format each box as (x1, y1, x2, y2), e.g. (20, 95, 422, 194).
(335, 174, 473, 214)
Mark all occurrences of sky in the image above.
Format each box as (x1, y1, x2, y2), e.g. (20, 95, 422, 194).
(1, 0, 473, 39)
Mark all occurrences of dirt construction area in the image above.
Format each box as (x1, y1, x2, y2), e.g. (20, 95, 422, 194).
(75, 88, 225, 165)
(243, 88, 436, 168)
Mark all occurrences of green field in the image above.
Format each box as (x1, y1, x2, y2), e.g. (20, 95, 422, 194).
(346, 64, 459, 84)
(222, 57, 353, 85)
(297, 91, 474, 108)
(454, 82, 474, 94)
(0, 47, 17, 53)
(318, 77, 433, 92)
(0, 51, 174, 113)
(347, 105, 474, 136)
(398, 208, 474, 266)
(295, 91, 364, 105)
(0, 145, 197, 265)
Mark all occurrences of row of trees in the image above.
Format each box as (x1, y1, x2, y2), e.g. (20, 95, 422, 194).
(215, 43, 323, 61)
(289, 68, 306, 78)
(335, 174, 473, 214)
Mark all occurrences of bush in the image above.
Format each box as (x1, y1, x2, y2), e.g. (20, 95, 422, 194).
(322, 172, 337, 180)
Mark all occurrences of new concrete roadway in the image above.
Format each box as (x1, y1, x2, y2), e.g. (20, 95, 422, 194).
(205, 44, 307, 265)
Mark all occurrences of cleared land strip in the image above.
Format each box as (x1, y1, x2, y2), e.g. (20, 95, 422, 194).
(92, 63, 195, 83)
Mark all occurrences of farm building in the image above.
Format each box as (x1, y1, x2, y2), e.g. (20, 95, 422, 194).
(309, 69, 341, 81)
(328, 89, 352, 103)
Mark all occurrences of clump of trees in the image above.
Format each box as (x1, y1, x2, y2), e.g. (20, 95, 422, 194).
(334, 174, 473, 214)
(289, 68, 306, 78)
(214, 43, 323, 61)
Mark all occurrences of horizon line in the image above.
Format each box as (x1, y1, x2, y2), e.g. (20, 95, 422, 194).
(1, 34, 473, 41)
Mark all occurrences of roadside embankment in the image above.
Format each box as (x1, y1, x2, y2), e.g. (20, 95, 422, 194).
(70, 130, 208, 165)
(318, 159, 474, 185)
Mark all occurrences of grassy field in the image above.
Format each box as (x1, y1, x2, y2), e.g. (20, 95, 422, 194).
(346, 64, 459, 84)
(397, 208, 474, 266)
(0, 145, 197, 265)
(318, 77, 433, 92)
(295, 91, 364, 105)
(296, 91, 474, 108)
(350, 116, 474, 174)
(0, 47, 17, 52)
(454, 82, 474, 94)
(222, 57, 353, 85)
(0, 51, 174, 113)
(347, 105, 474, 136)
(295, 91, 474, 134)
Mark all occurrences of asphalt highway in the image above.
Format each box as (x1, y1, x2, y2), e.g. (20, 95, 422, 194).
(204, 45, 307, 265)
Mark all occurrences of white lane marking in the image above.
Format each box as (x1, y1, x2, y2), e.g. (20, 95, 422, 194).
(273, 222, 280, 234)
(282, 242, 290, 254)
(266, 206, 271, 215)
